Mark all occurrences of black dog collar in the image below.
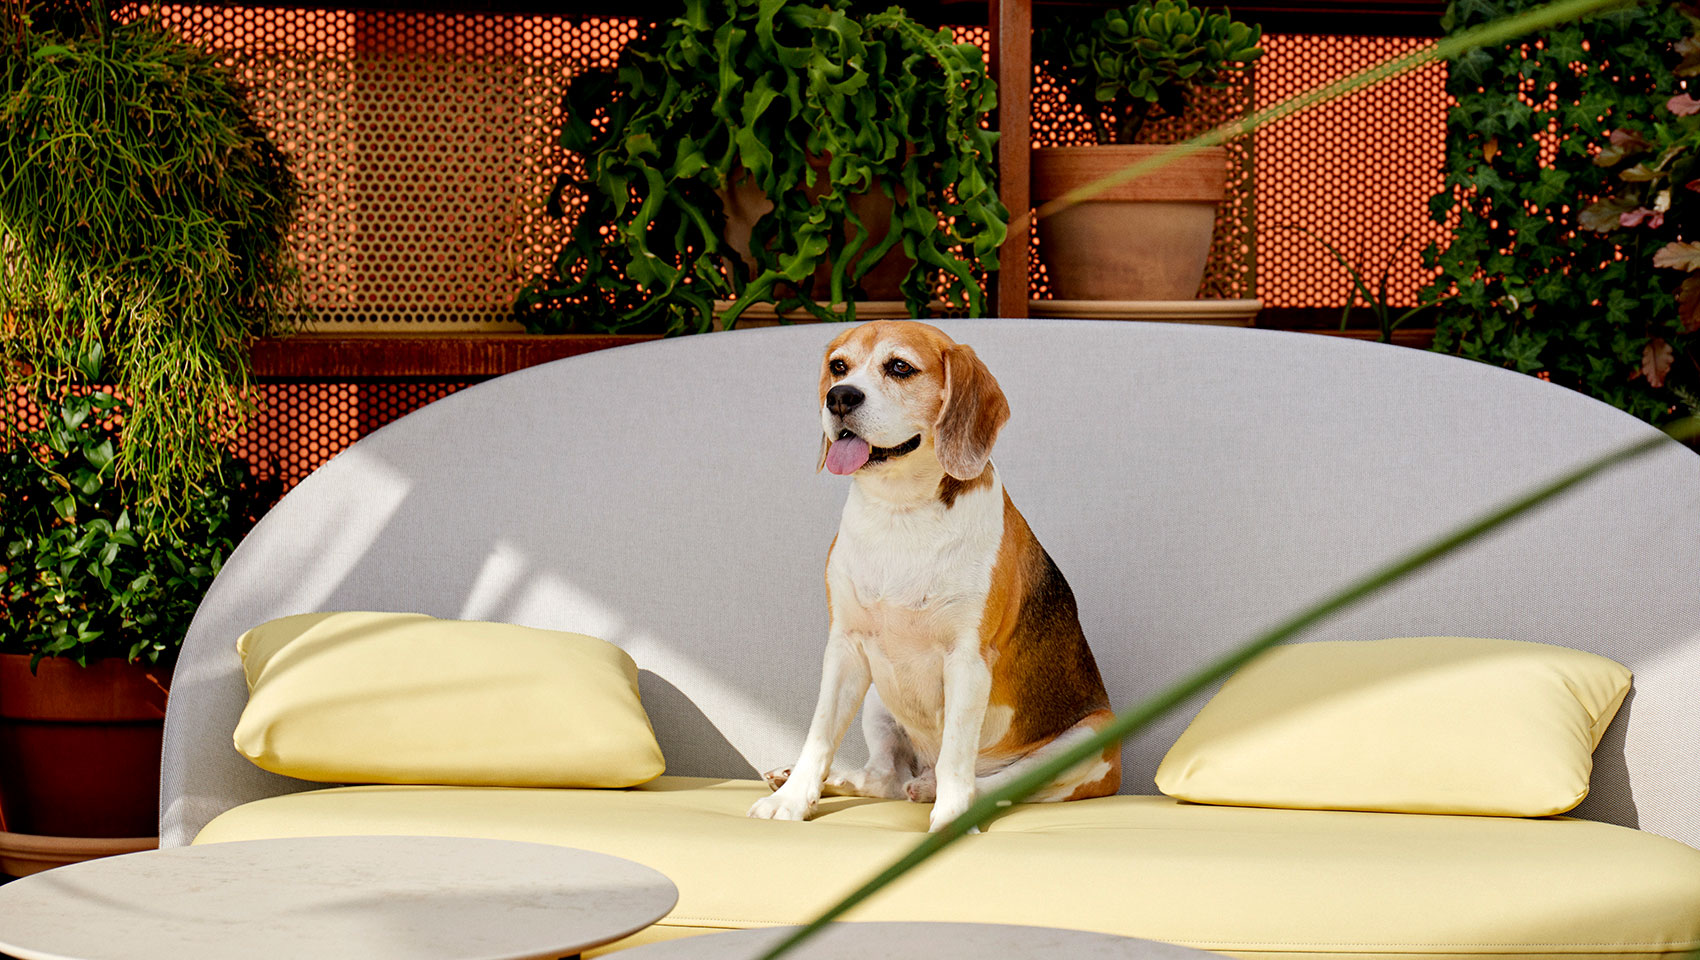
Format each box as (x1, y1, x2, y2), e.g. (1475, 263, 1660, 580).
(867, 434, 922, 464)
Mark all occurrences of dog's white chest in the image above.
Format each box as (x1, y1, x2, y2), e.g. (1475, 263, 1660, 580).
(828, 476, 1003, 746)
(831, 479, 1001, 619)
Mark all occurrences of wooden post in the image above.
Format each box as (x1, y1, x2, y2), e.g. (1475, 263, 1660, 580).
(989, 0, 1031, 318)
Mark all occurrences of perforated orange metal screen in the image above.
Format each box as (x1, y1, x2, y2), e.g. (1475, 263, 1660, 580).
(231, 382, 477, 492)
(1253, 34, 1452, 311)
(130, 4, 640, 330)
(126, 9, 1450, 324)
(81, 13, 1455, 494)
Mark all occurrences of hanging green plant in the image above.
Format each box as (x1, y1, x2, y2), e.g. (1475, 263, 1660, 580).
(514, 0, 1007, 334)
(0, 0, 301, 519)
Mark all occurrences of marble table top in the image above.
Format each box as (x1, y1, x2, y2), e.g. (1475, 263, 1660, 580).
(619, 922, 1224, 959)
(0, 835, 677, 960)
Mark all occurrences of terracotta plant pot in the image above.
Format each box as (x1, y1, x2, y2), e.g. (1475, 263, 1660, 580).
(715, 156, 916, 303)
(0, 833, 156, 878)
(1031, 145, 1227, 301)
(0, 654, 170, 857)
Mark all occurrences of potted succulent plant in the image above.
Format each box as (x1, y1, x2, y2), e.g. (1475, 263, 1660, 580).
(514, 0, 1007, 334)
(1034, 0, 1261, 302)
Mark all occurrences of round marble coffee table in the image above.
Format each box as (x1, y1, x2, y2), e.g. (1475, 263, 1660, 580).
(620, 922, 1220, 959)
(0, 835, 677, 960)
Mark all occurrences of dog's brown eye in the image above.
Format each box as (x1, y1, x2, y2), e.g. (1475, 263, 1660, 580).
(829, 358, 848, 376)
(886, 358, 915, 378)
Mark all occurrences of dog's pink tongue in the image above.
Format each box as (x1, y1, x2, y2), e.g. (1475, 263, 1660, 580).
(825, 436, 871, 475)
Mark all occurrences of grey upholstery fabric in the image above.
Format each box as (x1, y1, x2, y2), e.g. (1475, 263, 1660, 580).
(160, 320, 1700, 849)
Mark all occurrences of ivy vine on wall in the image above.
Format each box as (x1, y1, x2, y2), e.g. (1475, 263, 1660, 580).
(1425, 0, 1695, 424)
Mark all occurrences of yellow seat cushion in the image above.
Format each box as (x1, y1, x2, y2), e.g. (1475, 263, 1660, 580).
(1156, 637, 1633, 817)
(234, 612, 664, 788)
(195, 777, 1700, 960)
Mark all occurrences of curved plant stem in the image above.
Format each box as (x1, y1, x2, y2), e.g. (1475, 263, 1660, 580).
(756, 413, 1698, 960)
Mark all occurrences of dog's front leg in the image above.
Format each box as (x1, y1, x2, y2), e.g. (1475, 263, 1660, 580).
(929, 639, 992, 833)
(747, 631, 870, 822)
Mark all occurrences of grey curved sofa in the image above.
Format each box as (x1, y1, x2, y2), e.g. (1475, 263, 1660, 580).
(163, 320, 1700, 955)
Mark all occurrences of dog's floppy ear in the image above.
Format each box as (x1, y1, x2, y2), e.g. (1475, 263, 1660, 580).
(934, 343, 1009, 481)
(817, 433, 830, 473)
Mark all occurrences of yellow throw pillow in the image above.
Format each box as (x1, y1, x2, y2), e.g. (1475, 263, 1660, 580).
(234, 612, 665, 788)
(1155, 636, 1631, 817)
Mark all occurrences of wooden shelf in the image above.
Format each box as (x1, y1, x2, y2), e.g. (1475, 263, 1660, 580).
(1288, 327, 1437, 349)
(1028, 0, 1446, 36)
(1257, 307, 1438, 349)
(250, 333, 658, 380)
(250, 323, 1428, 384)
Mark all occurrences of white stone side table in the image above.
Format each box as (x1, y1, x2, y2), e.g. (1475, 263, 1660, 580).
(0, 835, 677, 960)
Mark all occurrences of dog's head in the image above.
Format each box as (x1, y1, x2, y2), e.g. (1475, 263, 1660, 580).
(816, 321, 1010, 481)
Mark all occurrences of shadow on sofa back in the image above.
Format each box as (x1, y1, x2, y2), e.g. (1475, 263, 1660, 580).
(162, 320, 1700, 850)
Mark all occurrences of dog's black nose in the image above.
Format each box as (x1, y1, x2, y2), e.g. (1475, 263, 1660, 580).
(826, 384, 864, 417)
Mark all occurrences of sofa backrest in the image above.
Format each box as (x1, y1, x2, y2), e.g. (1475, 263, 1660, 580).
(161, 320, 1700, 849)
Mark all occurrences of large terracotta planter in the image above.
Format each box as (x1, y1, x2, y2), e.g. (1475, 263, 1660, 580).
(1031, 145, 1227, 301)
(716, 156, 915, 303)
(0, 654, 169, 875)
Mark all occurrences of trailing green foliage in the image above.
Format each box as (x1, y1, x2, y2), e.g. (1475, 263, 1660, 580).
(515, 0, 1007, 334)
(1424, 0, 1695, 424)
(0, 391, 274, 669)
(1036, 0, 1262, 144)
(0, 1, 301, 519)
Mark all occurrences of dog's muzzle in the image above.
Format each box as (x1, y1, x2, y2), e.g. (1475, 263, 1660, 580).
(824, 431, 921, 475)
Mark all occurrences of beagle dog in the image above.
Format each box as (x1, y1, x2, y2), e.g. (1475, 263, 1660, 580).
(748, 320, 1120, 833)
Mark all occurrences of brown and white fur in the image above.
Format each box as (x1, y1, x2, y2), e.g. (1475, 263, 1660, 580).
(747, 321, 1120, 834)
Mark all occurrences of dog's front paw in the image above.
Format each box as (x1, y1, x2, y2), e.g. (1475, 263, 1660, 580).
(927, 794, 980, 835)
(903, 771, 936, 803)
(747, 789, 815, 822)
(762, 766, 793, 791)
